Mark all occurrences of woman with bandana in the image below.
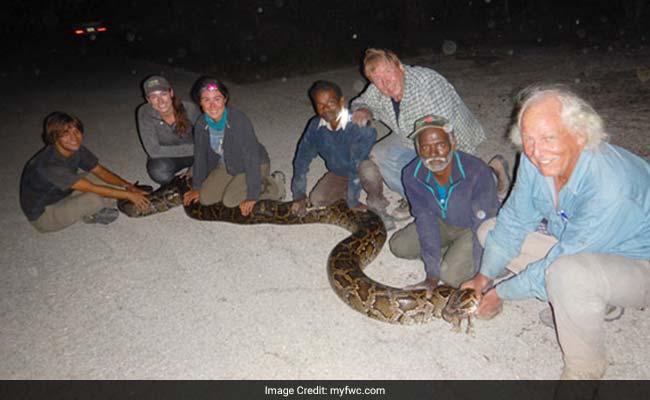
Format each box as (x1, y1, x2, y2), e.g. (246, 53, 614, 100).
(182, 77, 285, 216)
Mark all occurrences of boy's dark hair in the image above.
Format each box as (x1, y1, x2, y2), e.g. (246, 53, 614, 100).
(308, 80, 343, 102)
(43, 111, 84, 145)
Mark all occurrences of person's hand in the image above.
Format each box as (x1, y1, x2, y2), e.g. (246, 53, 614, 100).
(183, 189, 200, 206)
(460, 273, 493, 302)
(474, 288, 503, 320)
(351, 108, 373, 127)
(180, 167, 193, 179)
(127, 192, 150, 212)
(350, 202, 368, 213)
(290, 198, 308, 217)
(125, 182, 150, 194)
(239, 199, 256, 216)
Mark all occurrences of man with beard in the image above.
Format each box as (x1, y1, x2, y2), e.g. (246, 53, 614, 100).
(290, 80, 394, 229)
(389, 115, 500, 293)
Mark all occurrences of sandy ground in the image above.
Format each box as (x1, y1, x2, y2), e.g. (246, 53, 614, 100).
(1, 44, 649, 379)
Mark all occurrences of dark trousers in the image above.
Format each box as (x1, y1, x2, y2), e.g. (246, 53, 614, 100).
(146, 156, 193, 185)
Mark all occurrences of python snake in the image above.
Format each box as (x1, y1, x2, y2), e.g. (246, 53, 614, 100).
(118, 176, 478, 331)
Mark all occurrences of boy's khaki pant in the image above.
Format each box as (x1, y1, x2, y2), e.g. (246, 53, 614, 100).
(31, 174, 115, 233)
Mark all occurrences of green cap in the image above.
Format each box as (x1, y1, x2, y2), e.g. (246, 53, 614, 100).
(407, 114, 453, 140)
(143, 75, 171, 96)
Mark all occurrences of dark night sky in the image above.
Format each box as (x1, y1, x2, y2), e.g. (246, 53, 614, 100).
(3, 0, 648, 82)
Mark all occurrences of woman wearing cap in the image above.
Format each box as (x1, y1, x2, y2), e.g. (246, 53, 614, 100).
(182, 76, 284, 216)
(137, 75, 201, 185)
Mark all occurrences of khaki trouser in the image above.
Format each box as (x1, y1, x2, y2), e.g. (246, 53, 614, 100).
(199, 163, 283, 207)
(389, 219, 476, 287)
(30, 173, 115, 233)
(478, 218, 650, 379)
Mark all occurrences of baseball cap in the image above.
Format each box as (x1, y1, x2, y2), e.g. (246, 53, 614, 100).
(407, 114, 454, 140)
(143, 75, 171, 96)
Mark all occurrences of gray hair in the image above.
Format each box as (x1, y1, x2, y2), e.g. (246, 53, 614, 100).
(509, 84, 609, 150)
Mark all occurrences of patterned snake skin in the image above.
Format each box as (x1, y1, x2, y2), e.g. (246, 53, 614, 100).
(119, 176, 478, 331)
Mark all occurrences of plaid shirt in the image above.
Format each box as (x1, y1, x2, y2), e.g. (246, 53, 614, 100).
(351, 65, 486, 154)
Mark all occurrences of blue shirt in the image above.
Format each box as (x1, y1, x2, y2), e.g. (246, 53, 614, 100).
(482, 143, 650, 301)
(291, 113, 376, 207)
(403, 151, 500, 280)
(208, 126, 225, 156)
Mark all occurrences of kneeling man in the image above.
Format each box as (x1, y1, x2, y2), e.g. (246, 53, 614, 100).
(390, 115, 500, 291)
(462, 85, 650, 379)
(290, 80, 392, 228)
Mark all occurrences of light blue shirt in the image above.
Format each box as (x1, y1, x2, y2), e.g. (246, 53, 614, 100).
(481, 143, 650, 301)
(208, 126, 224, 156)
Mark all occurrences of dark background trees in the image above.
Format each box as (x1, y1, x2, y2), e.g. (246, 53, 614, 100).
(3, 0, 648, 82)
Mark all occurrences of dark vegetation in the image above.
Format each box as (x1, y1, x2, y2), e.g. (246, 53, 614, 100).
(3, 0, 648, 83)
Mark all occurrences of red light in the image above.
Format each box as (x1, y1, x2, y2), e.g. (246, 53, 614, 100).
(74, 29, 85, 35)
(97, 27, 107, 32)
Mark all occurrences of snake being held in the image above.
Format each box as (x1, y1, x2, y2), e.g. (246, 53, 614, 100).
(119, 176, 479, 331)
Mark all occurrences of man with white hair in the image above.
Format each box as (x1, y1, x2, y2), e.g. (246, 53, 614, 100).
(462, 84, 650, 379)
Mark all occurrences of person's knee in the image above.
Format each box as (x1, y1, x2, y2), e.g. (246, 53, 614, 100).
(388, 229, 420, 260)
(477, 218, 496, 247)
(308, 188, 331, 207)
(440, 257, 477, 288)
(357, 160, 382, 181)
(546, 255, 592, 301)
(221, 195, 241, 208)
(30, 219, 59, 233)
(85, 192, 107, 210)
(440, 266, 473, 288)
(147, 158, 174, 184)
(198, 183, 221, 206)
(388, 235, 409, 259)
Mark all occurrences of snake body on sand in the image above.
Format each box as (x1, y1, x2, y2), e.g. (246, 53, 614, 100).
(119, 176, 478, 331)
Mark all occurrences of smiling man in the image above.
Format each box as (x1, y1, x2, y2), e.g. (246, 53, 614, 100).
(389, 114, 499, 292)
(290, 80, 393, 228)
(462, 85, 650, 379)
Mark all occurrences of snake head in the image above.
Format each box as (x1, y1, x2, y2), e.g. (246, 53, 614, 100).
(441, 288, 479, 334)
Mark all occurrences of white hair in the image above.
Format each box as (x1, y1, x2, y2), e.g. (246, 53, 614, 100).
(509, 84, 609, 150)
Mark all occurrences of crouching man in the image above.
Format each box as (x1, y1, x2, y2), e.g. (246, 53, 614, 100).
(462, 85, 650, 379)
(20, 111, 150, 232)
(390, 114, 500, 291)
(290, 80, 393, 228)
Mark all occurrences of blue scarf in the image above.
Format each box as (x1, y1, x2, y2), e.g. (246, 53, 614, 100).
(205, 108, 228, 131)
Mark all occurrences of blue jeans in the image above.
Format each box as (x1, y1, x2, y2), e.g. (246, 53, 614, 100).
(369, 133, 417, 198)
(147, 156, 193, 185)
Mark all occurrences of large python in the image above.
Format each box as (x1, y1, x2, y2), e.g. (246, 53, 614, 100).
(119, 176, 479, 332)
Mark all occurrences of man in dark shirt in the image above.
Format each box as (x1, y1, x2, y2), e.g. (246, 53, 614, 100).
(20, 111, 150, 232)
(290, 80, 393, 229)
(389, 114, 500, 292)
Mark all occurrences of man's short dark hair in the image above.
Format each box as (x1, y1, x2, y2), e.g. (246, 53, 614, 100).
(43, 111, 84, 145)
(308, 80, 343, 102)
